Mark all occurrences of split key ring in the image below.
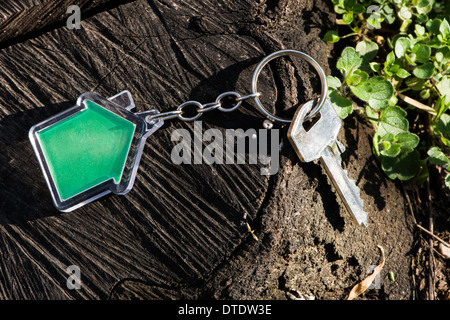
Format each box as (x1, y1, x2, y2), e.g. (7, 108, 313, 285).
(251, 49, 328, 124)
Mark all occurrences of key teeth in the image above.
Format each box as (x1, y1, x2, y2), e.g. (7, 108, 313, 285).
(319, 147, 369, 227)
(347, 176, 369, 227)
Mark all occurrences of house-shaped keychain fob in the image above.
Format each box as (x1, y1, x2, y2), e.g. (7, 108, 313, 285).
(29, 91, 163, 212)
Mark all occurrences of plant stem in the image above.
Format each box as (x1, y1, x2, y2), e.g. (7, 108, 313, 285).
(364, 115, 380, 122)
(416, 224, 450, 248)
(341, 32, 358, 39)
(397, 87, 410, 94)
(426, 180, 436, 300)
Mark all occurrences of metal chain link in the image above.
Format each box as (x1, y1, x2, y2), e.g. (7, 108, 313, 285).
(146, 50, 327, 124)
(147, 91, 261, 123)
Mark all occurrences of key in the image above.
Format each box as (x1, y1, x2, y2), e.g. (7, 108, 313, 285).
(287, 99, 368, 227)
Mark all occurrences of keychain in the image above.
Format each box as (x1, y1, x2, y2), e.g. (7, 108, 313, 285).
(29, 49, 368, 226)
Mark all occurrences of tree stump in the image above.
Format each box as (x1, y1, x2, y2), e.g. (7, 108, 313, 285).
(0, 0, 415, 299)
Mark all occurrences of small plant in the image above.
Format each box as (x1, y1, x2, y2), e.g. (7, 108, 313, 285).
(324, 0, 450, 188)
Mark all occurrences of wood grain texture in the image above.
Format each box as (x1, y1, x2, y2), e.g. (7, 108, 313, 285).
(0, 0, 135, 48)
(0, 1, 44, 19)
(0, 0, 275, 299)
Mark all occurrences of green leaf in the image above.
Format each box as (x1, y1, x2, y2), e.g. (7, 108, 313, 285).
(433, 113, 450, 146)
(329, 90, 354, 119)
(435, 95, 450, 120)
(442, 137, 450, 147)
(323, 31, 340, 43)
(367, 13, 382, 29)
(395, 132, 420, 153)
(415, 24, 426, 37)
(413, 62, 435, 79)
(436, 46, 450, 63)
(347, 69, 369, 86)
(395, 37, 411, 58)
(386, 51, 396, 66)
(405, 53, 417, 66)
(382, 106, 407, 120)
(326, 75, 342, 90)
(436, 76, 450, 97)
(342, 12, 354, 24)
(418, 0, 429, 6)
(436, 113, 450, 131)
(356, 41, 379, 61)
(336, 47, 363, 75)
(412, 44, 431, 63)
(378, 106, 409, 136)
(381, 132, 395, 143)
(373, 133, 382, 156)
(377, 130, 418, 158)
(366, 106, 379, 127)
(405, 77, 426, 91)
(334, 4, 346, 14)
(428, 38, 444, 48)
(420, 89, 430, 99)
(440, 19, 450, 38)
(399, 7, 412, 20)
(388, 95, 398, 107)
(370, 62, 380, 73)
(352, 3, 365, 14)
(441, 46, 450, 60)
(417, 14, 429, 25)
(445, 174, 450, 188)
(396, 68, 411, 78)
(426, 18, 441, 34)
(381, 150, 421, 181)
(350, 76, 394, 110)
(390, 64, 400, 73)
(380, 143, 401, 157)
(417, 0, 432, 14)
(385, 51, 404, 76)
(427, 146, 450, 165)
(342, 0, 356, 10)
(381, 4, 396, 24)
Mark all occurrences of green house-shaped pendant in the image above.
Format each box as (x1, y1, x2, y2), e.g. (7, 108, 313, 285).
(29, 91, 163, 212)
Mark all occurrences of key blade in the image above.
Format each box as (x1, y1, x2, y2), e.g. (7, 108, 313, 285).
(320, 145, 368, 227)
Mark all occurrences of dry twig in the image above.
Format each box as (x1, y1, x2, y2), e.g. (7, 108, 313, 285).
(416, 224, 450, 248)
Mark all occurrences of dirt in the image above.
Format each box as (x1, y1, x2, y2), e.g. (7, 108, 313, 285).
(110, 0, 450, 300)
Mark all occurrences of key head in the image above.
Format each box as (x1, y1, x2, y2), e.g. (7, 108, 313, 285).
(287, 98, 341, 162)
